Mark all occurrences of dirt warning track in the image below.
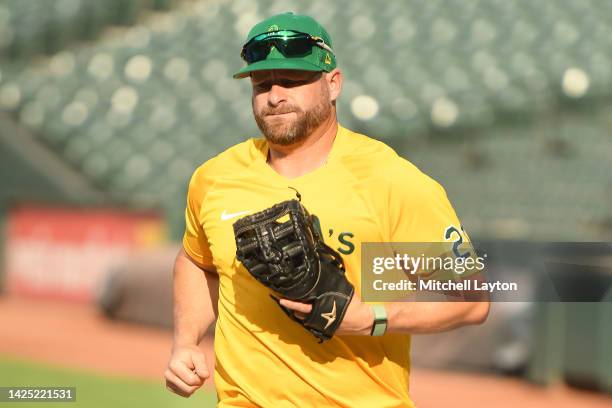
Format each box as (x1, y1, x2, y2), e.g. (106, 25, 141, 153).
(0, 296, 610, 407)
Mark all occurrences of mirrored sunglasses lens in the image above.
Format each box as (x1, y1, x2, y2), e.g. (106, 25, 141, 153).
(244, 41, 272, 63)
(242, 34, 314, 63)
(279, 37, 313, 56)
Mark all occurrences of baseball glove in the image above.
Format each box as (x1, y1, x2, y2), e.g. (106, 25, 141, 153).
(233, 199, 354, 342)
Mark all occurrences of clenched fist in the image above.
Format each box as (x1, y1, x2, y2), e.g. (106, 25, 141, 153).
(165, 344, 210, 398)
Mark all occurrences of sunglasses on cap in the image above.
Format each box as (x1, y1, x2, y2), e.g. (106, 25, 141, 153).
(240, 30, 335, 64)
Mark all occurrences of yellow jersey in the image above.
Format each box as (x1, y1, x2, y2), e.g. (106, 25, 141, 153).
(183, 124, 466, 407)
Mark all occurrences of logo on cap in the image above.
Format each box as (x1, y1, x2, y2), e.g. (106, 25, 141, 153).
(324, 52, 331, 65)
(267, 24, 279, 32)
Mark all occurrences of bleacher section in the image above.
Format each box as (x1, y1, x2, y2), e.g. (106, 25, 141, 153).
(409, 112, 612, 240)
(0, 0, 176, 60)
(0, 0, 611, 239)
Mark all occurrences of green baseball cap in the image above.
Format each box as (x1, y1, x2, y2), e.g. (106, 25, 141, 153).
(233, 12, 337, 79)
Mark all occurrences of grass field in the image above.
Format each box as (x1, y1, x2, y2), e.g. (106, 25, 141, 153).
(0, 357, 217, 408)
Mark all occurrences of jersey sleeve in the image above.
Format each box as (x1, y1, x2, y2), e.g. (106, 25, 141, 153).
(182, 165, 214, 269)
(386, 159, 479, 280)
(387, 160, 466, 242)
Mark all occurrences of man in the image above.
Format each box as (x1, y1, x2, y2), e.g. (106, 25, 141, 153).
(165, 12, 489, 407)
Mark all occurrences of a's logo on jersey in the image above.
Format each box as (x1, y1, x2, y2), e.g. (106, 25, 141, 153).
(328, 229, 355, 255)
(445, 225, 471, 258)
(321, 301, 337, 329)
(221, 210, 251, 221)
(267, 24, 279, 32)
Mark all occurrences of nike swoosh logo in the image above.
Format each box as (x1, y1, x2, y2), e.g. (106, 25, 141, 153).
(221, 210, 251, 221)
(321, 301, 337, 330)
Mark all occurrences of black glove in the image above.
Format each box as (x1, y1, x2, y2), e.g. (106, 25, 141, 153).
(233, 199, 354, 342)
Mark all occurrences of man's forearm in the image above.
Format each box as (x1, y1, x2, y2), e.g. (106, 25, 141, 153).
(385, 300, 489, 334)
(173, 249, 219, 347)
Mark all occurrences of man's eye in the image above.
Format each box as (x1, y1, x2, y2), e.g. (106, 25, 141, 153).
(254, 82, 271, 91)
(280, 79, 303, 87)
(253, 79, 305, 90)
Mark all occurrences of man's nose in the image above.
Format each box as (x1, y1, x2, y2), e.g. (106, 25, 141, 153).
(267, 83, 287, 106)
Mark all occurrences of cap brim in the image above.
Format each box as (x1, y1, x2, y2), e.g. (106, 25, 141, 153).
(233, 58, 325, 79)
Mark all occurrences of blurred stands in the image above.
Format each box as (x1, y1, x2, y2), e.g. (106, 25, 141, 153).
(0, 0, 177, 60)
(0, 0, 611, 239)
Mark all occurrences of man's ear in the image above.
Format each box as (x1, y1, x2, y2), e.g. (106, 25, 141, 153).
(325, 68, 343, 102)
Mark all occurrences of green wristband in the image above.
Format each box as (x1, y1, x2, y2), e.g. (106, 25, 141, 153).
(370, 305, 388, 336)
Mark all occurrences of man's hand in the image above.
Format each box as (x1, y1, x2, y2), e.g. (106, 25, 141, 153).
(165, 344, 210, 398)
(279, 296, 374, 336)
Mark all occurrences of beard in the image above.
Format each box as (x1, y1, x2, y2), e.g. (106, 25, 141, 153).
(253, 93, 332, 146)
